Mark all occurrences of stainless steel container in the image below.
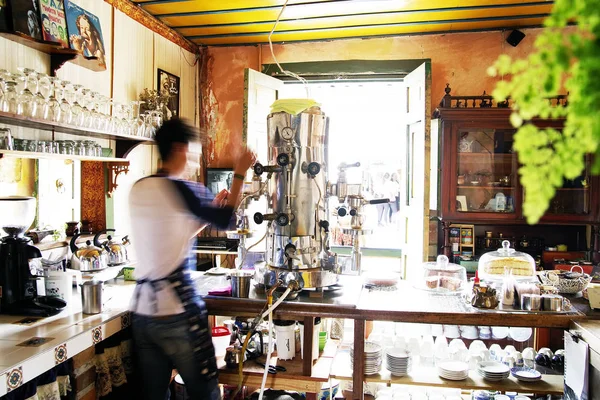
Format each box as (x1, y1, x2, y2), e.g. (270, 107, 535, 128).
(521, 293, 541, 311)
(264, 109, 329, 270)
(228, 270, 253, 298)
(80, 281, 104, 314)
(542, 294, 564, 311)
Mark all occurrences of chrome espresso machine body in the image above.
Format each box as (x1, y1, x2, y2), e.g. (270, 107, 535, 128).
(252, 107, 339, 295)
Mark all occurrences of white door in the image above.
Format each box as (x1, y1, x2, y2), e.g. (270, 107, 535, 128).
(398, 62, 432, 280)
(242, 68, 284, 250)
(244, 68, 284, 163)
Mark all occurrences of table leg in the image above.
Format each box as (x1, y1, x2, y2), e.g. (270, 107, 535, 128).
(303, 316, 315, 376)
(353, 319, 365, 400)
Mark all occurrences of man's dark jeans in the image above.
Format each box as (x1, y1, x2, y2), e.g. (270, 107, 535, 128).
(132, 313, 221, 400)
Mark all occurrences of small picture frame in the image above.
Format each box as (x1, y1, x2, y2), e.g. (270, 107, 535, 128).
(456, 195, 468, 211)
(206, 168, 233, 195)
(157, 68, 180, 120)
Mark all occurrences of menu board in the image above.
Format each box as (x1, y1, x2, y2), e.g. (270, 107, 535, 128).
(39, 0, 68, 47)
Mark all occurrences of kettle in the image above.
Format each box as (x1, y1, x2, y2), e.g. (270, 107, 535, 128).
(94, 229, 130, 266)
(69, 233, 108, 272)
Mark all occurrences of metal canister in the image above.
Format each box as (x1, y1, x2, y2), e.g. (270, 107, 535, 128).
(542, 294, 564, 311)
(80, 281, 104, 314)
(521, 293, 541, 311)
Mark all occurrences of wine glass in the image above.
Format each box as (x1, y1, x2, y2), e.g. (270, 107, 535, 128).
(70, 84, 84, 126)
(2, 81, 18, 113)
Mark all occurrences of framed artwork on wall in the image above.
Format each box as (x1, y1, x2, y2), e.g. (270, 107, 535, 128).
(157, 68, 180, 120)
(64, 0, 106, 67)
(206, 168, 233, 195)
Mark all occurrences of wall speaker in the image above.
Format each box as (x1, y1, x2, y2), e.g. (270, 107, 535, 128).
(506, 29, 526, 47)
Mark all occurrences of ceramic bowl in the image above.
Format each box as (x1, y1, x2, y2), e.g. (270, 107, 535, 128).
(319, 379, 340, 400)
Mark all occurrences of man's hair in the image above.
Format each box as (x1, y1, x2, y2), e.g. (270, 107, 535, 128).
(155, 118, 199, 161)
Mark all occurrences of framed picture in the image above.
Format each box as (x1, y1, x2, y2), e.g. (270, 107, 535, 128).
(157, 68, 180, 120)
(206, 168, 233, 195)
(64, 0, 106, 67)
(10, 0, 43, 40)
(456, 195, 468, 212)
(39, 0, 68, 47)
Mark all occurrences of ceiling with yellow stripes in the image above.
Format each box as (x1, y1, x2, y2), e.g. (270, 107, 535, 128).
(133, 0, 554, 46)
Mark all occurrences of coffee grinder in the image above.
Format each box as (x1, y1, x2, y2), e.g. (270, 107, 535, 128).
(0, 197, 66, 316)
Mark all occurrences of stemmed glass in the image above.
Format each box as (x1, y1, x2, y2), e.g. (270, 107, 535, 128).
(58, 81, 73, 124)
(43, 77, 60, 122)
(1, 81, 18, 113)
(130, 100, 145, 137)
(70, 84, 84, 126)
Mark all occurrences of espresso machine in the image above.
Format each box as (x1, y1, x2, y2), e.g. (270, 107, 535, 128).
(252, 106, 340, 297)
(0, 197, 66, 316)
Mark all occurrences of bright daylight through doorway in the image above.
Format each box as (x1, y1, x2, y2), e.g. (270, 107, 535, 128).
(280, 81, 407, 264)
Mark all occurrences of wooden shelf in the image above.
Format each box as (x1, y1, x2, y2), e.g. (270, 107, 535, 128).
(0, 32, 106, 74)
(555, 188, 589, 191)
(217, 340, 338, 393)
(458, 186, 515, 190)
(0, 110, 153, 158)
(458, 152, 514, 158)
(0, 150, 124, 163)
(330, 352, 563, 395)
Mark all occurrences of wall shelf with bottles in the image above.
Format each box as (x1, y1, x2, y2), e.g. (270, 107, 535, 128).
(0, 110, 153, 158)
(0, 32, 106, 75)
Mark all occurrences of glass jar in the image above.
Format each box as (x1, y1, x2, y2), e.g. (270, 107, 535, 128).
(36, 140, 48, 153)
(26, 139, 37, 152)
(478, 240, 536, 282)
(60, 140, 74, 155)
(74, 140, 85, 156)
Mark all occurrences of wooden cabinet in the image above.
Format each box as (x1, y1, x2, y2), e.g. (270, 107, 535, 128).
(435, 87, 598, 225)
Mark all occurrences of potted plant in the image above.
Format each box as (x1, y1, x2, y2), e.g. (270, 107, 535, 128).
(138, 88, 172, 119)
(488, 0, 600, 224)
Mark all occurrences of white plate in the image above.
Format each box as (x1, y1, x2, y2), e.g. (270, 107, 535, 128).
(509, 327, 533, 342)
(479, 361, 510, 374)
(438, 361, 469, 373)
(491, 326, 509, 339)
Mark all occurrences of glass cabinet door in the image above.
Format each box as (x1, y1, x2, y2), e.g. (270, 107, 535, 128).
(544, 158, 591, 217)
(456, 128, 517, 214)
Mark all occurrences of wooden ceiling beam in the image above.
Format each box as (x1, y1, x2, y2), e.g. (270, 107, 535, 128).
(104, 0, 199, 54)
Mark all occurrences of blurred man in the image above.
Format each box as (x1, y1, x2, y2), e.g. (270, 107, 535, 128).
(128, 119, 254, 400)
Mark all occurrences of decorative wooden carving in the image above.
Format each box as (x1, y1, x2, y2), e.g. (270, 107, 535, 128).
(81, 161, 106, 234)
(434, 84, 567, 117)
(104, 0, 198, 54)
(106, 161, 130, 198)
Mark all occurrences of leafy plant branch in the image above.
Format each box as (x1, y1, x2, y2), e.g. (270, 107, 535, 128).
(488, 0, 600, 224)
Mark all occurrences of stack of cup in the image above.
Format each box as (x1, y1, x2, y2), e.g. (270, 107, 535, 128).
(274, 319, 296, 360)
(298, 317, 320, 361)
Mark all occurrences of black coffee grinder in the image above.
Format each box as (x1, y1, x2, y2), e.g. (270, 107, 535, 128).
(0, 197, 66, 316)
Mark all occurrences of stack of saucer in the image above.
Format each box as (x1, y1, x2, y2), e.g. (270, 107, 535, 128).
(351, 342, 382, 375)
(478, 361, 510, 381)
(437, 360, 469, 381)
(511, 367, 542, 382)
(385, 348, 412, 376)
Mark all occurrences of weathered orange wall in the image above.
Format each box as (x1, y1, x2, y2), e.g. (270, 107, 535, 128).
(201, 28, 546, 164)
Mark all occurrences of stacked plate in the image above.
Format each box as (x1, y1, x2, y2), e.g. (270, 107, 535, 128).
(511, 367, 542, 382)
(437, 360, 469, 381)
(386, 348, 412, 376)
(350, 342, 382, 375)
(478, 361, 510, 381)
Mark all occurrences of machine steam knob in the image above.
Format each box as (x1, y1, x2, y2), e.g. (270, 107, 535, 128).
(337, 207, 347, 217)
(349, 209, 358, 217)
(319, 220, 330, 232)
(277, 153, 290, 167)
(276, 213, 290, 226)
(253, 163, 265, 176)
(307, 162, 321, 176)
(253, 212, 265, 225)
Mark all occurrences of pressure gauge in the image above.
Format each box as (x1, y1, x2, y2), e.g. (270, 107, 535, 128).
(281, 127, 294, 140)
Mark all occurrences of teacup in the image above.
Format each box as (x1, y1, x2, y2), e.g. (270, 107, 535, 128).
(489, 343, 502, 357)
(504, 345, 517, 356)
(538, 347, 554, 358)
(469, 354, 483, 369)
(514, 351, 524, 366)
(503, 355, 516, 368)
(480, 350, 492, 361)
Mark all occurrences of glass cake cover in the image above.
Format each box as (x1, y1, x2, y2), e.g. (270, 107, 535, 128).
(478, 240, 535, 282)
(415, 255, 467, 294)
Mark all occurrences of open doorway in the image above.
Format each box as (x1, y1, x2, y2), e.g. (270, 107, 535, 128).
(244, 62, 431, 278)
(280, 82, 404, 256)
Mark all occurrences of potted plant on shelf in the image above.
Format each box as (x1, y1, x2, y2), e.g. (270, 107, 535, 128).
(488, 0, 600, 224)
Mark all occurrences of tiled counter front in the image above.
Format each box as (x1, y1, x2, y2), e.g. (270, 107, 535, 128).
(0, 281, 136, 396)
